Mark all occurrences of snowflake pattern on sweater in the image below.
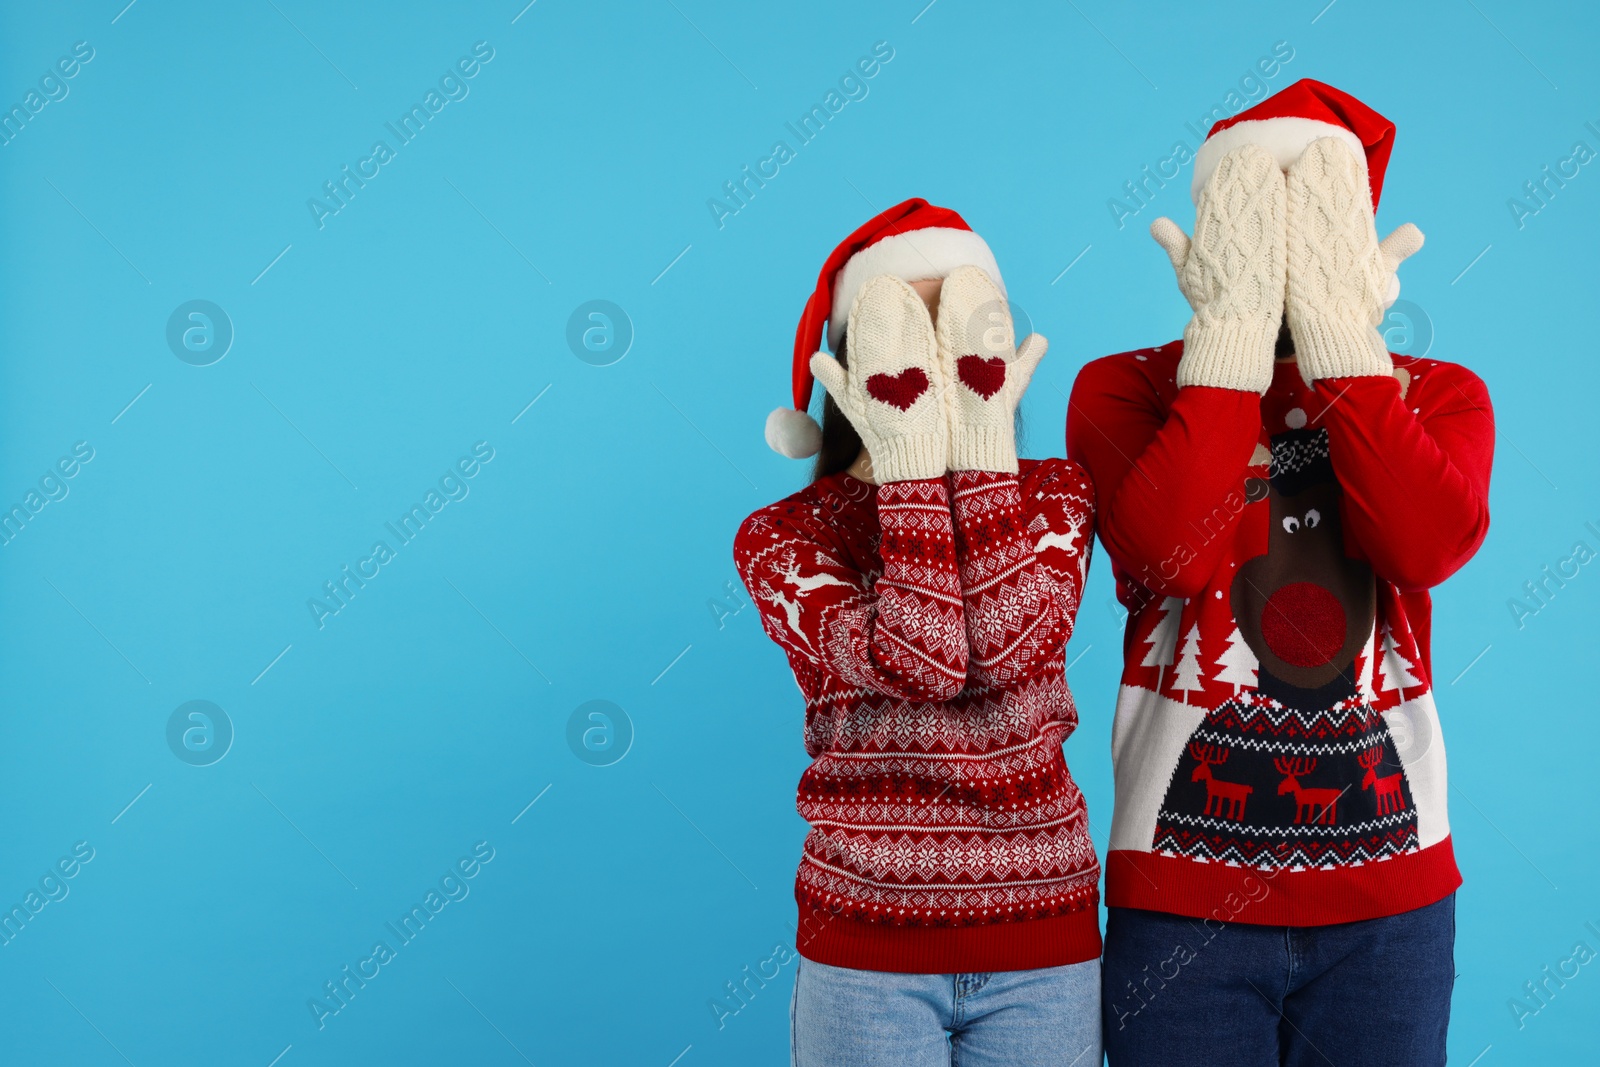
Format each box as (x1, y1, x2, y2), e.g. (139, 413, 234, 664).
(734, 460, 1099, 972)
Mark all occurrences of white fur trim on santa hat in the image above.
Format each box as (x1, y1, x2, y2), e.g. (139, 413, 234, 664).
(1191, 117, 1367, 203)
(765, 405, 823, 459)
(828, 227, 1003, 351)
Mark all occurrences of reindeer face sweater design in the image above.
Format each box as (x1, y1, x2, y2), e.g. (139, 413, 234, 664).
(1068, 345, 1494, 926)
(733, 460, 1099, 973)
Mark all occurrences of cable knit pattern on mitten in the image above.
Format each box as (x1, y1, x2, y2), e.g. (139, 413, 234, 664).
(1152, 145, 1286, 395)
(1285, 137, 1394, 384)
(936, 266, 1046, 474)
(810, 275, 949, 483)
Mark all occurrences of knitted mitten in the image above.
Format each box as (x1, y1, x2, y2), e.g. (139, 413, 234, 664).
(935, 265, 1045, 474)
(810, 274, 949, 483)
(1285, 137, 1425, 386)
(1150, 144, 1286, 395)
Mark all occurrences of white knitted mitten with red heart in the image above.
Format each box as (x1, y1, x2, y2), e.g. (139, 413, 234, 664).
(935, 265, 1045, 474)
(1286, 137, 1425, 385)
(810, 275, 949, 483)
(1151, 144, 1287, 395)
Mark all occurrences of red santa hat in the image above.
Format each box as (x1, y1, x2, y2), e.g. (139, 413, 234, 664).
(765, 198, 1004, 459)
(1190, 78, 1396, 210)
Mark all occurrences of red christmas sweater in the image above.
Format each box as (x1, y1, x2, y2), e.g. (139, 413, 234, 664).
(1066, 343, 1493, 926)
(733, 461, 1100, 973)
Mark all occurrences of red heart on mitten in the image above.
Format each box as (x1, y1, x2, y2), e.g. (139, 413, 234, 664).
(865, 367, 929, 411)
(957, 355, 1007, 400)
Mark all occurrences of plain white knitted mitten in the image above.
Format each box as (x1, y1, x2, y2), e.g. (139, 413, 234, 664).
(1151, 144, 1287, 395)
(810, 274, 949, 483)
(1286, 137, 1425, 385)
(935, 265, 1045, 474)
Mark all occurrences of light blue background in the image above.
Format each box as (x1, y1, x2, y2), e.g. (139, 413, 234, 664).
(1, 1, 1596, 1063)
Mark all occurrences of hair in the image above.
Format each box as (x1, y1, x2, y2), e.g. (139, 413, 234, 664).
(811, 333, 862, 482)
(810, 331, 1027, 483)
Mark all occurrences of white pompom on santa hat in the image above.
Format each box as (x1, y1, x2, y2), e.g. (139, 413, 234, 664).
(1189, 78, 1407, 306)
(765, 198, 1004, 459)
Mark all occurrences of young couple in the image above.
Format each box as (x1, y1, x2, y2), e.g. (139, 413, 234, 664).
(733, 80, 1494, 1067)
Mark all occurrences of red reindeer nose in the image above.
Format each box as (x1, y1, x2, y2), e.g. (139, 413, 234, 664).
(1260, 582, 1346, 667)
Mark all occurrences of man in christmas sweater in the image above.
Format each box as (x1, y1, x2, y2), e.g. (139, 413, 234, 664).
(1067, 81, 1494, 1065)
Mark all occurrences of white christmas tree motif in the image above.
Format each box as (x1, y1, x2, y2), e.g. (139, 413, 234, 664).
(1140, 596, 1182, 690)
(1214, 625, 1259, 695)
(1356, 622, 1379, 703)
(1378, 621, 1422, 694)
(1171, 624, 1205, 704)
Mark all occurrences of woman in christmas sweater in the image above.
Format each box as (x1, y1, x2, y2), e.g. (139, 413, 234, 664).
(735, 201, 1102, 1066)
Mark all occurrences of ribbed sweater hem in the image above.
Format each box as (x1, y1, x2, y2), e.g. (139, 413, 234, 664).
(1105, 837, 1461, 927)
(795, 902, 1102, 974)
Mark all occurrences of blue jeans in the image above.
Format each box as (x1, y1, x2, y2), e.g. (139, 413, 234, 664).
(791, 956, 1102, 1067)
(1102, 894, 1455, 1067)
